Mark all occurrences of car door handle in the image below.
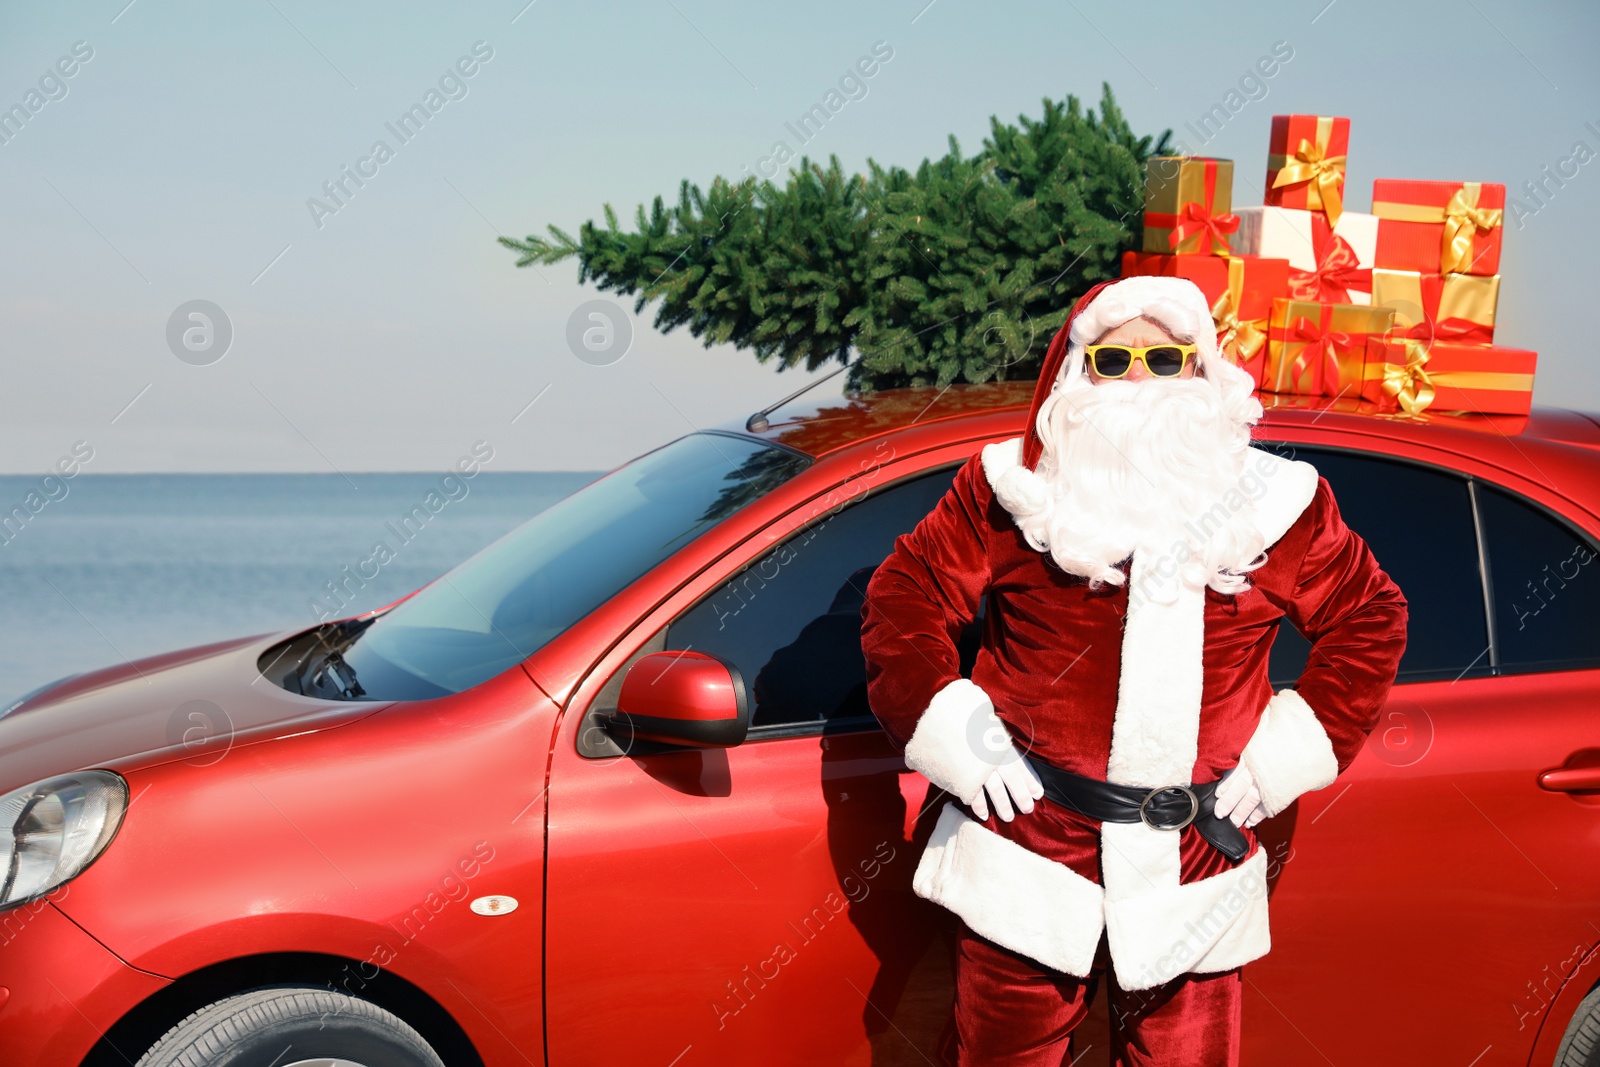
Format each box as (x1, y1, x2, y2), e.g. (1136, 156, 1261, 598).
(1538, 766, 1600, 792)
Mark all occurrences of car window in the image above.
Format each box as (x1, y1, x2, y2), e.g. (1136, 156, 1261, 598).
(665, 465, 975, 731)
(1477, 483, 1600, 673)
(322, 432, 811, 701)
(1262, 445, 1491, 685)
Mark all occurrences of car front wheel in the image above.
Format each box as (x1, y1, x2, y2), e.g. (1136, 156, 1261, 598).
(134, 985, 445, 1067)
(1556, 984, 1600, 1067)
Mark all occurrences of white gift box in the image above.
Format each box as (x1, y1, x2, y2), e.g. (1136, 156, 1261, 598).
(1230, 206, 1377, 305)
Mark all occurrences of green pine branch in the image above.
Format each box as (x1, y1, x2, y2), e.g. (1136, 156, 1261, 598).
(500, 84, 1171, 392)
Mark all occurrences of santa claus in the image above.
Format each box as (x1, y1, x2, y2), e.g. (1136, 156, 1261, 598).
(859, 275, 1407, 1066)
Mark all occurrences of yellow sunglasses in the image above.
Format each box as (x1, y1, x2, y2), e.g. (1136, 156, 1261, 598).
(1084, 343, 1197, 379)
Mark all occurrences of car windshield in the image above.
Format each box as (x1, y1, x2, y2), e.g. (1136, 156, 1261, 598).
(322, 432, 810, 701)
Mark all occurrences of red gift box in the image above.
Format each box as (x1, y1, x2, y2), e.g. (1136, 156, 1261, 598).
(1260, 387, 1531, 434)
(1120, 251, 1288, 319)
(1121, 252, 1289, 388)
(1361, 338, 1536, 416)
(1372, 179, 1506, 276)
(1265, 115, 1350, 226)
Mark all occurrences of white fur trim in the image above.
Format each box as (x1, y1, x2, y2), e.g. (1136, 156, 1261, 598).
(1247, 449, 1321, 549)
(909, 801, 1272, 988)
(1067, 276, 1215, 350)
(1239, 688, 1339, 818)
(1092, 540, 1209, 987)
(1103, 845, 1272, 990)
(1105, 551, 1207, 788)
(913, 801, 1106, 976)
(980, 436, 1024, 488)
(1100, 820, 1182, 900)
(1095, 483, 1294, 989)
(903, 677, 1006, 805)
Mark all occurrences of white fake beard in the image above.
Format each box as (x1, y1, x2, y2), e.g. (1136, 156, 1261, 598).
(1020, 370, 1266, 595)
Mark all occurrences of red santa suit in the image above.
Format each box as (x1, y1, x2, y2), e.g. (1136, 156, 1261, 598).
(859, 277, 1408, 1065)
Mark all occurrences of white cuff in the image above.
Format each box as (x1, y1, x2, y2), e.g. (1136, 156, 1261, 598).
(1239, 688, 1339, 818)
(904, 677, 1007, 804)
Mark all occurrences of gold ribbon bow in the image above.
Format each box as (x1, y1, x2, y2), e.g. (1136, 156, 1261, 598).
(1271, 130, 1346, 227)
(1211, 258, 1267, 368)
(1379, 338, 1437, 416)
(1368, 336, 1534, 416)
(1441, 182, 1505, 274)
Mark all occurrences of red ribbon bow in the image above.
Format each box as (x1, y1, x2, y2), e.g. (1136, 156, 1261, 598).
(1288, 231, 1372, 304)
(1395, 274, 1494, 349)
(1288, 310, 1350, 395)
(1399, 317, 1491, 352)
(1168, 201, 1240, 256)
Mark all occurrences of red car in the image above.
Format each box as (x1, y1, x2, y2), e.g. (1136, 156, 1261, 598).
(3, 381, 1599, 1067)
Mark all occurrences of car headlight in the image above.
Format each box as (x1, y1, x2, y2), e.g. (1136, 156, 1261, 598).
(0, 771, 128, 910)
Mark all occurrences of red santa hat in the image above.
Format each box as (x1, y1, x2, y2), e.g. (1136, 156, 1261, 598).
(1019, 275, 1223, 471)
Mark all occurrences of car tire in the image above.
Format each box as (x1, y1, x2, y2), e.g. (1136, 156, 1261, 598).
(134, 985, 446, 1067)
(1556, 984, 1600, 1067)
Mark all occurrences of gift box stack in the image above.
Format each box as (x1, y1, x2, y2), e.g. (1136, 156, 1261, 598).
(1118, 113, 1537, 417)
(1120, 155, 1288, 390)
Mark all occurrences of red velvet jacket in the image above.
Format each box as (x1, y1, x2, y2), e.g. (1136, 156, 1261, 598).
(859, 435, 1408, 987)
(863, 447, 1406, 781)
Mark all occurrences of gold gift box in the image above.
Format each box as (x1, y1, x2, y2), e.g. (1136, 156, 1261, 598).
(1369, 268, 1499, 342)
(1265, 299, 1395, 397)
(1143, 156, 1235, 255)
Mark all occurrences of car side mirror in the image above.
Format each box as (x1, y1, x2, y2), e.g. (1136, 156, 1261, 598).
(601, 650, 750, 750)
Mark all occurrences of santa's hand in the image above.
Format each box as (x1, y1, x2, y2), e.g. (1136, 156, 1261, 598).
(1212, 762, 1269, 829)
(969, 741, 1045, 822)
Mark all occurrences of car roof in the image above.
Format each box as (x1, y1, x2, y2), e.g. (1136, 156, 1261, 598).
(714, 378, 1600, 463)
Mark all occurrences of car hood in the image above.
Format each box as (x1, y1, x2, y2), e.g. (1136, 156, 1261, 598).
(0, 630, 391, 792)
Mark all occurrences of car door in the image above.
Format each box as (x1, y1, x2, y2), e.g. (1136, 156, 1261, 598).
(1244, 441, 1600, 1067)
(542, 441, 985, 1067)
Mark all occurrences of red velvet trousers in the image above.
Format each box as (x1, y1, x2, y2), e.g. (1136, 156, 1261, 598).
(933, 797, 1250, 1066)
(938, 922, 1241, 1066)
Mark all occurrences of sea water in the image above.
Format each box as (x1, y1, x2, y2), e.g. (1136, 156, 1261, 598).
(0, 472, 601, 702)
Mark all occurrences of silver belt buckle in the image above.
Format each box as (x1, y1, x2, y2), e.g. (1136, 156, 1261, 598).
(1139, 785, 1199, 831)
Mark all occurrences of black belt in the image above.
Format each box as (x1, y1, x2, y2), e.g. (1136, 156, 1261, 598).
(1020, 754, 1250, 863)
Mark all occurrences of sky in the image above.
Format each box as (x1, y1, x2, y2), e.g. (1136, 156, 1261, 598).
(2, 0, 1596, 473)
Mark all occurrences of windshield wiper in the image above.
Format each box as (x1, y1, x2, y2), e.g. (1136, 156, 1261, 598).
(307, 649, 365, 700)
(265, 617, 375, 700)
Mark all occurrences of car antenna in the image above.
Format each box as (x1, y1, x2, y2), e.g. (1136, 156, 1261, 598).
(744, 354, 862, 434)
